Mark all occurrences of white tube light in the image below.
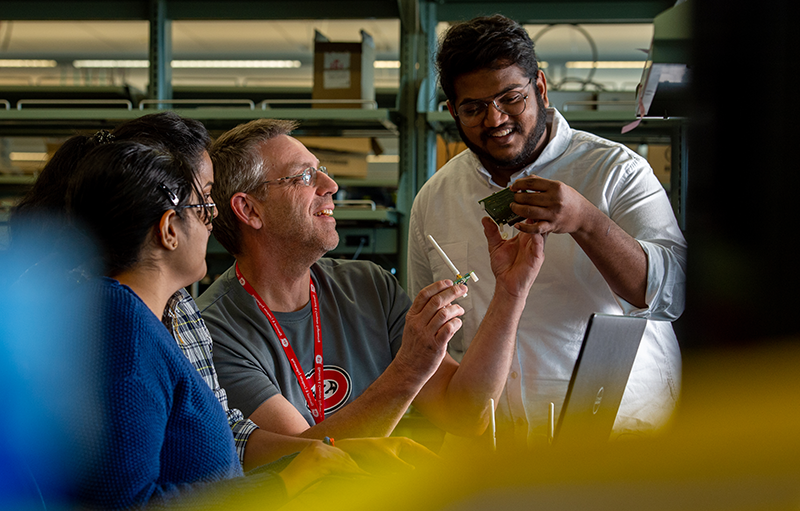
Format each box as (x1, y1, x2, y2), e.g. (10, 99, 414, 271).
(73, 60, 149, 68)
(0, 59, 57, 68)
(172, 60, 301, 68)
(566, 61, 647, 69)
(73, 59, 301, 69)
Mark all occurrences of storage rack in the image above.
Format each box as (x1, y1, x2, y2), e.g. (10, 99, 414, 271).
(0, 0, 684, 287)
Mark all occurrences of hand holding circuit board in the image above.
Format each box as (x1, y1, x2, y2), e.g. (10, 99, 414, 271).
(478, 186, 523, 227)
(480, 176, 594, 237)
(475, 187, 548, 300)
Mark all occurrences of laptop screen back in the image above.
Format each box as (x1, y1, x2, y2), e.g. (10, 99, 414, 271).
(553, 313, 648, 446)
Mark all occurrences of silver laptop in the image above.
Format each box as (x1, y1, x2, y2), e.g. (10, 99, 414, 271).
(552, 313, 648, 446)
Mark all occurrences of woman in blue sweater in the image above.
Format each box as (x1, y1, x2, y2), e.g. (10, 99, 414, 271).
(65, 140, 364, 509)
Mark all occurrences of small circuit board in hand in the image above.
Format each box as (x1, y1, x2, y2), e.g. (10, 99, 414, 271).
(454, 272, 477, 286)
(478, 187, 524, 226)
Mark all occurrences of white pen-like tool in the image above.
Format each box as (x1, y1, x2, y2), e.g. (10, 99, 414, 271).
(427, 234, 479, 286)
(490, 398, 497, 452)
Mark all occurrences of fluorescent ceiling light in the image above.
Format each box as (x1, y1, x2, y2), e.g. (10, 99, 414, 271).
(73, 60, 301, 69)
(566, 61, 646, 69)
(10, 152, 48, 161)
(73, 60, 149, 68)
(173, 60, 301, 68)
(0, 59, 57, 68)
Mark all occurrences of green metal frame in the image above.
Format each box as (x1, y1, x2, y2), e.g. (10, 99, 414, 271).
(148, 0, 172, 102)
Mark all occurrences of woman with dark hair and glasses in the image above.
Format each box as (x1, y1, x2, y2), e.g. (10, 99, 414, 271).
(63, 139, 365, 510)
(8, 112, 212, 283)
(10, 113, 342, 472)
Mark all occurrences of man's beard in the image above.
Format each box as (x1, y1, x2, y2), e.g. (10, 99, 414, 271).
(456, 88, 548, 172)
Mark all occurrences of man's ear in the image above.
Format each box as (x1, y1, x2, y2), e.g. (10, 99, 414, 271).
(158, 209, 180, 251)
(537, 69, 549, 108)
(446, 100, 457, 120)
(230, 192, 263, 230)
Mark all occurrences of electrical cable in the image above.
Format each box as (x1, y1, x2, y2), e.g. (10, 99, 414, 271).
(531, 24, 601, 91)
(352, 236, 367, 260)
(1, 21, 14, 52)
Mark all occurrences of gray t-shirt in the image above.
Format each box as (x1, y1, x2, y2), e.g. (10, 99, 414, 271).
(197, 259, 410, 425)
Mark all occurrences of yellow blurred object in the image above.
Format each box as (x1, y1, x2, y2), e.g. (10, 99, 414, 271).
(193, 341, 800, 510)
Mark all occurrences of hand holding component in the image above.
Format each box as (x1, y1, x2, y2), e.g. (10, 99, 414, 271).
(427, 234, 479, 286)
(481, 216, 546, 298)
(394, 280, 466, 382)
(508, 175, 593, 235)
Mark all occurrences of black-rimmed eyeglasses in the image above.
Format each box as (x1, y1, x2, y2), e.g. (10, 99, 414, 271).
(455, 77, 533, 127)
(177, 202, 217, 225)
(260, 166, 330, 188)
(158, 183, 216, 225)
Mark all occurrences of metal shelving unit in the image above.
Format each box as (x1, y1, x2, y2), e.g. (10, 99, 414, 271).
(0, 0, 686, 282)
(0, 107, 398, 135)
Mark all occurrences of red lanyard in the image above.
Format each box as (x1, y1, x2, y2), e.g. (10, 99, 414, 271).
(235, 263, 325, 423)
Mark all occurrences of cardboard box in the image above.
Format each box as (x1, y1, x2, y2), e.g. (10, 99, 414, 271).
(312, 30, 375, 109)
(436, 135, 467, 170)
(647, 144, 671, 187)
(298, 137, 373, 178)
(298, 137, 371, 178)
(314, 149, 368, 178)
(296, 137, 372, 155)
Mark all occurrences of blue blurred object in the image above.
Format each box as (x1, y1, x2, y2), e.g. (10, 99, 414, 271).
(0, 219, 99, 510)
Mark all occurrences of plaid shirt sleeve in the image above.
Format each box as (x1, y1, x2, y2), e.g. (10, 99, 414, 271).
(163, 288, 259, 466)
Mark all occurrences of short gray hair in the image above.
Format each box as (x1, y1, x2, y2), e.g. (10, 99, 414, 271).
(209, 118, 298, 256)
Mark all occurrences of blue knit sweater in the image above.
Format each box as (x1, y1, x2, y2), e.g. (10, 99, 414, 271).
(77, 277, 244, 509)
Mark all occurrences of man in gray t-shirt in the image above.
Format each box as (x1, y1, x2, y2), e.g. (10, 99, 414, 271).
(199, 258, 408, 426)
(200, 118, 545, 442)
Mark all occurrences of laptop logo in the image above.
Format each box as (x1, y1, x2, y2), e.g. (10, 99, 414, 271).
(593, 387, 604, 414)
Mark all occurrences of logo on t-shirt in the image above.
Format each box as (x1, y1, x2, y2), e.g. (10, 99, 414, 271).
(305, 365, 352, 415)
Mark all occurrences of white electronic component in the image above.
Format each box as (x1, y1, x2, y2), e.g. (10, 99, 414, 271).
(427, 234, 478, 286)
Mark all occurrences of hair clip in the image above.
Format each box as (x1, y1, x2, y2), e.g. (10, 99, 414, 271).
(92, 129, 115, 145)
(158, 183, 180, 206)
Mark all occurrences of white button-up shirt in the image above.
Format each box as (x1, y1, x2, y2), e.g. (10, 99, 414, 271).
(408, 108, 686, 445)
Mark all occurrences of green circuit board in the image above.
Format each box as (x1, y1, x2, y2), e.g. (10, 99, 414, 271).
(478, 187, 524, 226)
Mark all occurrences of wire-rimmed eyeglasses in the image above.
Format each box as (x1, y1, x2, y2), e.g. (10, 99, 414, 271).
(260, 166, 330, 188)
(455, 77, 533, 127)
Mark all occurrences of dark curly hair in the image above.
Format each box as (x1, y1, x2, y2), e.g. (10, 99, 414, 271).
(436, 14, 540, 103)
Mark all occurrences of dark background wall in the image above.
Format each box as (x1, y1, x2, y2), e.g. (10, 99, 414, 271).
(682, 0, 800, 351)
